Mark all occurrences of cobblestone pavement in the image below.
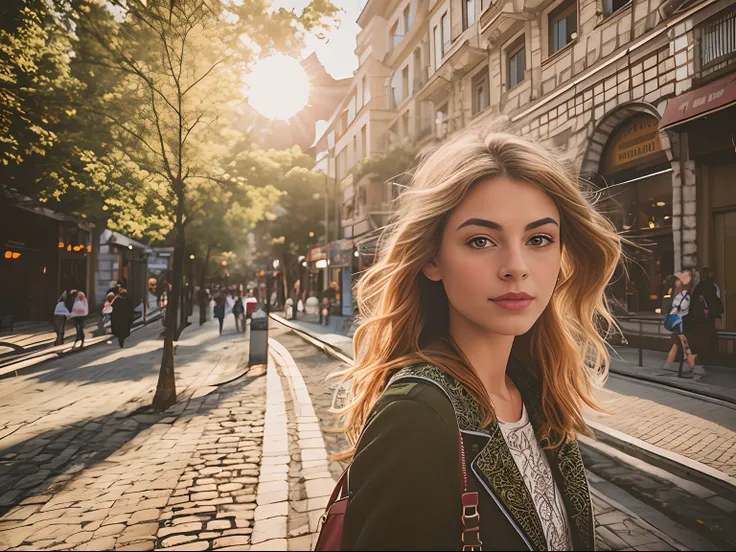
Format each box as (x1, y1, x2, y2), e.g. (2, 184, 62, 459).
(0, 318, 716, 551)
(585, 377, 736, 476)
(0, 321, 254, 551)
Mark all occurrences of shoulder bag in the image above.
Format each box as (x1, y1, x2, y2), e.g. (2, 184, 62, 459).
(313, 427, 482, 551)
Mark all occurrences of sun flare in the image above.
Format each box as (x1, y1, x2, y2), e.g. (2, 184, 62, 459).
(246, 54, 310, 121)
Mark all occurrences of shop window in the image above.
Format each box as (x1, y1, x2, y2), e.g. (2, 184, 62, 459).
(549, 0, 577, 55)
(472, 68, 489, 114)
(602, 0, 630, 18)
(507, 36, 526, 89)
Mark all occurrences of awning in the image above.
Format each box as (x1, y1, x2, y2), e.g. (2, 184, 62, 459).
(658, 73, 736, 131)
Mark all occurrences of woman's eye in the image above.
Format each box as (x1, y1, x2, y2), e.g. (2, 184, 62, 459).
(529, 235, 554, 247)
(468, 237, 491, 249)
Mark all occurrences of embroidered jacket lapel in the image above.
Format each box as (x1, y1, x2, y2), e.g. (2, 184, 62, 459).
(508, 360, 596, 551)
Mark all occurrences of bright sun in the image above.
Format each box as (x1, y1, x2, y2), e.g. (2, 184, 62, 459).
(246, 55, 310, 121)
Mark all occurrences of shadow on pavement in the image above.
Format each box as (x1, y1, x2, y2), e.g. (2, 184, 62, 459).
(0, 364, 263, 518)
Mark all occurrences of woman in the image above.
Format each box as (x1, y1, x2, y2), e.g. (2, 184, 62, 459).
(53, 290, 72, 346)
(213, 291, 226, 335)
(69, 290, 89, 348)
(102, 292, 116, 335)
(326, 129, 625, 551)
(664, 270, 697, 377)
(111, 289, 135, 348)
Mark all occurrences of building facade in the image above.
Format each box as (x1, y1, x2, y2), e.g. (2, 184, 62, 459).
(314, 0, 735, 353)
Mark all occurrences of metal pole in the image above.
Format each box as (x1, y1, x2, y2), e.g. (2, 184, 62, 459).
(638, 320, 643, 367)
(324, 174, 329, 290)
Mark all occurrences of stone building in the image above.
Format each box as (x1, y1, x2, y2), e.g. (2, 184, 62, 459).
(314, 0, 736, 349)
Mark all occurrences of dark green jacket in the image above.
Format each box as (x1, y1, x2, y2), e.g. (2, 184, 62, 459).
(342, 360, 595, 551)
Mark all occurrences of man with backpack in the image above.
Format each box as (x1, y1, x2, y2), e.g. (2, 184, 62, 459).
(690, 267, 724, 366)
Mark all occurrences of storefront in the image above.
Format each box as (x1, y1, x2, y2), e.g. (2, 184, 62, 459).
(598, 114, 674, 315)
(0, 203, 91, 322)
(659, 71, 736, 331)
(327, 239, 354, 317)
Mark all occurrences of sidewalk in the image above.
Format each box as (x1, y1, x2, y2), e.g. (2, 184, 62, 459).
(0, 309, 165, 377)
(0, 320, 255, 551)
(274, 315, 736, 479)
(608, 347, 736, 404)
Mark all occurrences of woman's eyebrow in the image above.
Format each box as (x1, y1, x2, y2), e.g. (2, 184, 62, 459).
(456, 217, 559, 232)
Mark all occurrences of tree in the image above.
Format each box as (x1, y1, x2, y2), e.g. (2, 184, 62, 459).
(230, 146, 326, 294)
(70, 0, 337, 411)
(186, 178, 281, 324)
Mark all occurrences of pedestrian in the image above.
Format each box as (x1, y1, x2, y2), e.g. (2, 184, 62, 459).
(106, 279, 123, 298)
(663, 270, 697, 377)
(102, 291, 116, 335)
(244, 289, 257, 319)
(689, 267, 724, 366)
(53, 290, 71, 346)
(111, 289, 134, 348)
(213, 291, 226, 335)
(316, 129, 617, 551)
(233, 293, 245, 333)
(69, 290, 89, 348)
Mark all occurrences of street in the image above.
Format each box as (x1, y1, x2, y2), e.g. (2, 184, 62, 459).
(0, 318, 731, 550)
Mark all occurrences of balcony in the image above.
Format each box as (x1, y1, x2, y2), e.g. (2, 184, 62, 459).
(696, 7, 736, 84)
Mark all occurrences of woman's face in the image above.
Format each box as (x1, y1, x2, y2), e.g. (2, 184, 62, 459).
(422, 176, 562, 337)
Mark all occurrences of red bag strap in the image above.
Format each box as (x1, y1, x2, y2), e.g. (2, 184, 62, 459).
(459, 428, 482, 551)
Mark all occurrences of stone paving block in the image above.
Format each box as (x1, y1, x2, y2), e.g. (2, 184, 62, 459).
(129, 508, 160, 524)
(116, 522, 159, 544)
(190, 491, 218, 501)
(173, 506, 216, 517)
(161, 534, 198, 547)
(304, 478, 336, 499)
(206, 519, 233, 531)
(306, 496, 329, 512)
(214, 535, 251, 548)
(254, 502, 288, 521)
(251, 516, 286, 544)
(257, 481, 288, 494)
(92, 523, 126, 538)
(2, 505, 40, 521)
(74, 536, 117, 551)
(158, 522, 203, 538)
(255, 491, 288, 506)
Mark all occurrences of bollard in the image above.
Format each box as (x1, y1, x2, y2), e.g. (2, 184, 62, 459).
(248, 308, 269, 367)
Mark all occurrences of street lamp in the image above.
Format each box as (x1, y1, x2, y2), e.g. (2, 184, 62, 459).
(272, 259, 279, 269)
(189, 254, 195, 260)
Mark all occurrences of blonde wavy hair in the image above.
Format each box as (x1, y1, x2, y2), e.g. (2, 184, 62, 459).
(332, 127, 628, 459)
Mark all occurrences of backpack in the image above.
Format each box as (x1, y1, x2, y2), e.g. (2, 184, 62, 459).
(663, 291, 688, 332)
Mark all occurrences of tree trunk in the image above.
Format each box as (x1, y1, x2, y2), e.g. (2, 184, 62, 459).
(152, 201, 184, 411)
(198, 245, 211, 325)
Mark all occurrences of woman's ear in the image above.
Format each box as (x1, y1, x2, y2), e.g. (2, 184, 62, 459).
(421, 258, 442, 282)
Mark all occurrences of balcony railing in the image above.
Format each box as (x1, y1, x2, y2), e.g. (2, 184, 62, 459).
(698, 7, 736, 81)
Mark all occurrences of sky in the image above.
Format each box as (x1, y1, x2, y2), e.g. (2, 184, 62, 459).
(272, 0, 365, 80)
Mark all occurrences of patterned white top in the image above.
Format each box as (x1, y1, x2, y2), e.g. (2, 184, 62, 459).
(498, 403, 573, 551)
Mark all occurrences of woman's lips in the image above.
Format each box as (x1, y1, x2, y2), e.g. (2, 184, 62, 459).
(490, 298, 533, 311)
